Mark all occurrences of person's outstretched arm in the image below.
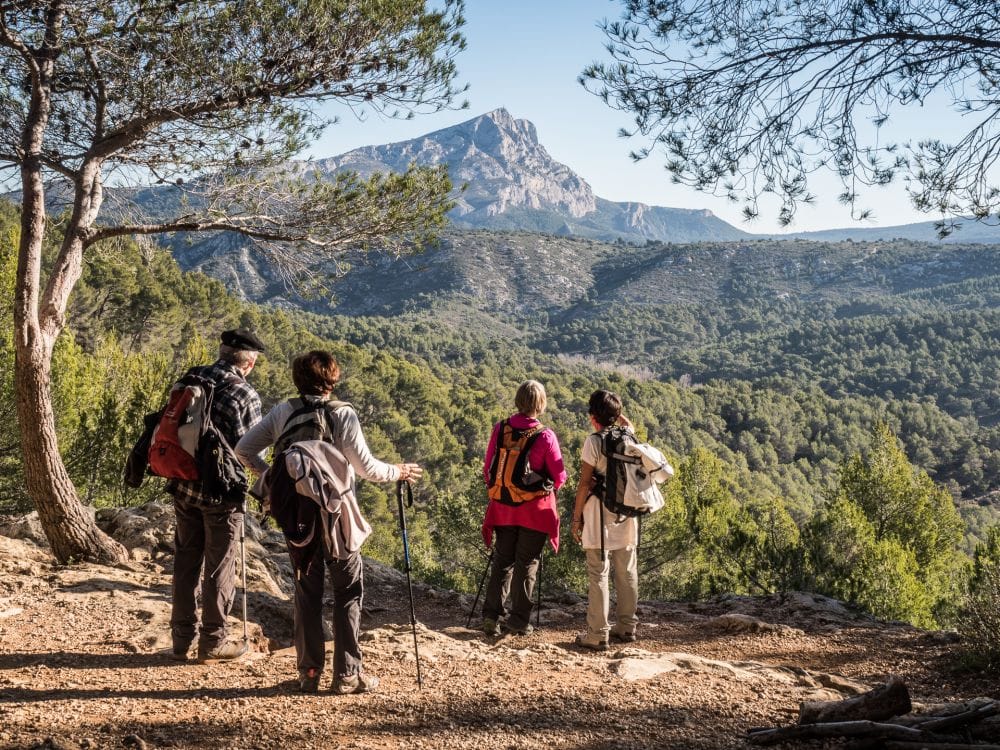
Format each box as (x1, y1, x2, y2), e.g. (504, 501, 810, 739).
(336, 406, 421, 483)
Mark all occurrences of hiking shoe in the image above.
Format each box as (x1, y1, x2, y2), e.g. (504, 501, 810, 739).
(298, 668, 321, 694)
(508, 623, 534, 636)
(575, 633, 609, 652)
(331, 672, 379, 695)
(170, 643, 192, 662)
(610, 630, 637, 643)
(197, 640, 248, 663)
(481, 618, 501, 636)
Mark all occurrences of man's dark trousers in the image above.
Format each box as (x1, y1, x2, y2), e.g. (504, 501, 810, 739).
(170, 496, 243, 652)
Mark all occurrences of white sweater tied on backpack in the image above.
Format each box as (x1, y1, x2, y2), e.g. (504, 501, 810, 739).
(283, 440, 373, 559)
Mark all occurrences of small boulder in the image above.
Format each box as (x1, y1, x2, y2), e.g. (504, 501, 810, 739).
(0, 511, 49, 548)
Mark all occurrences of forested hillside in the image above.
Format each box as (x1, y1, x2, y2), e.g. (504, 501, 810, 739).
(3, 199, 1000, 635)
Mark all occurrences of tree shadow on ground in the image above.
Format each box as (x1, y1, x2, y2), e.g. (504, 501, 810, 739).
(0, 651, 200, 671)
(361, 696, 736, 749)
(56, 575, 169, 597)
(0, 681, 294, 703)
(4, 693, 747, 749)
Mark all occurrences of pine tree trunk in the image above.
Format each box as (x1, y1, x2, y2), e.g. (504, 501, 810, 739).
(13, 97, 126, 565)
(13, 337, 127, 565)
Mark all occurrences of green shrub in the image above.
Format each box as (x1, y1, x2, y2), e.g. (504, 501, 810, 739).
(957, 526, 1000, 672)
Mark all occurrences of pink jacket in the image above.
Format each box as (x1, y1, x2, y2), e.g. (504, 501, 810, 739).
(481, 413, 567, 553)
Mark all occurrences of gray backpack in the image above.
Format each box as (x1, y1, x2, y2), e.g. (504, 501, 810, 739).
(275, 397, 351, 455)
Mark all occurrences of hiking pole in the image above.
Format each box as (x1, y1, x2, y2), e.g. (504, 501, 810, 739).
(240, 509, 248, 644)
(466, 548, 494, 629)
(396, 480, 423, 689)
(600, 497, 606, 563)
(535, 549, 543, 629)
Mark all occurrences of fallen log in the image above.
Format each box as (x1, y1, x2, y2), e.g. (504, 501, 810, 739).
(747, 720, 927, 746)
(799, 674, 911, 724)
(749, 679, 1000, 746)
(883, 743, 1000, 750)
(919, 702, 1000, 733)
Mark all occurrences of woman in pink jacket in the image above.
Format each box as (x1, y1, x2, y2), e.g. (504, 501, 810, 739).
(480, 380, 567, 636)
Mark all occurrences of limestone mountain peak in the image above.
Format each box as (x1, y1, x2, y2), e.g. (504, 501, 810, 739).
(317, 108, 597, 220)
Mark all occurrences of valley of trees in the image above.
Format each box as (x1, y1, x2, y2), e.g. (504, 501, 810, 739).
(2, 201, 1000, 662)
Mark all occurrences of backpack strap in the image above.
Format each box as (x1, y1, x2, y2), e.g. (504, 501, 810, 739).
(520, 424, 546, 458)
(601, 426, 642, 464)
(276, 397, 352, 450)
(316, 399, 351, 444)
(486, 420, 506, 484)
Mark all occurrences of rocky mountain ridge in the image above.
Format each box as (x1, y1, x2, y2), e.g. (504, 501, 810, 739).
(254, 232, 1000, 319)
(313, 108, 750, 244)
(319, 108, 598, 221)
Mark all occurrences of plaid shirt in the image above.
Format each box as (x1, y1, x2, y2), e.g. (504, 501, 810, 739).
(166, 359, 262, 505)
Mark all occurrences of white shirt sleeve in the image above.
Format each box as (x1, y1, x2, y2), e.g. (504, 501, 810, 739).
(235, 403, 285, 474)
(581, 433, 602, 473)
(333, 406, 401, 483)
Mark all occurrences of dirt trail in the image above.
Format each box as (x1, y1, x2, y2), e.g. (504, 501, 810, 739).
(0, 507, 994, 750)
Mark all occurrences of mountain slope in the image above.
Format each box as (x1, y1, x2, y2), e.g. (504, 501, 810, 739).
(316, 108, 749, 243)
(785, 218, 1000, 244)
(316, 234, 1000, 317)
(156, 225, 1000, 323)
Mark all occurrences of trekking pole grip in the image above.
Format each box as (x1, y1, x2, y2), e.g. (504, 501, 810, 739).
(396, 480, 413, 572)
(397, 479, 414, 508)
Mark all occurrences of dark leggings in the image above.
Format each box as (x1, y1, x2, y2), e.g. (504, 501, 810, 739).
(483, 525, 547, 630)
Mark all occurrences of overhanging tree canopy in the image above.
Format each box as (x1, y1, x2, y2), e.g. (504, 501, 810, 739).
(582, 0, 1000, 231)
(1, 0, 466, 563)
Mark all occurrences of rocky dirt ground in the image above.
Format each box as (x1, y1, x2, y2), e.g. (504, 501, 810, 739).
(0, 503, 997, 750)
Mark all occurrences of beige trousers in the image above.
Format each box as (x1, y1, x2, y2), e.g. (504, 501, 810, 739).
(585, 547, 639, 638)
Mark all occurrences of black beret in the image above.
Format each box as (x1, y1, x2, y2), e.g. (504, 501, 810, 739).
(221, 328, 265, 352)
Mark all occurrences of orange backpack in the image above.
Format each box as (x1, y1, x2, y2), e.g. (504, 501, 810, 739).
(487, 421, 554, 505)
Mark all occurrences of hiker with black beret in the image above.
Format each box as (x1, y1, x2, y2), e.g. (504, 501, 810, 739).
(480, 380, 567, 636)
(236, 350, 422, 694)
(168, 328, 264, 663)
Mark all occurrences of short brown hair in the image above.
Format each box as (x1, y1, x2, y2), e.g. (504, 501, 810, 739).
(292, 350, 341, 396)
(588, 389, 622, 428)
(515, 380, 547, 417)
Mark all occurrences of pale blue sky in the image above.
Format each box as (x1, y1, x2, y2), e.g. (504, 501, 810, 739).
(310, 0, 956, 234)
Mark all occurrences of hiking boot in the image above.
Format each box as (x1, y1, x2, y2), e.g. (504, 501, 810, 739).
(170, 642, 192, 662)
(197, 640, 248, 663)
(508, 623, 534, 636)
(331, 672, 379, 695)
(481, 618, 501, 637)
(298, 668, 321, 694)
(575, 633, 609, 652)
(610, 629, 637, 643)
